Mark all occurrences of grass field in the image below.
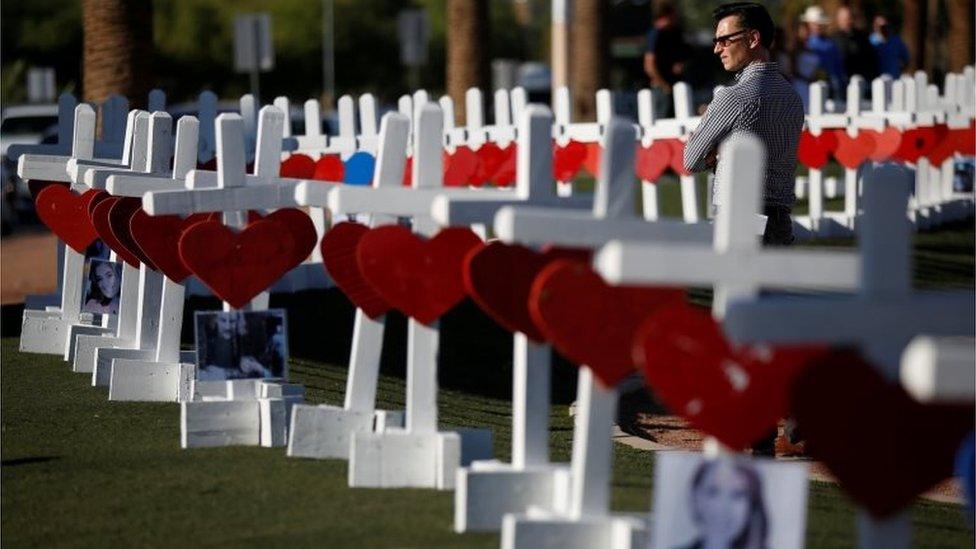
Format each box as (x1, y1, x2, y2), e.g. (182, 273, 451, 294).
(2, 189, 973, 547)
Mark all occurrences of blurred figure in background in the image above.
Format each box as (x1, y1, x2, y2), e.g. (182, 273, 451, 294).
(832, 5, 878, 89)
(644, 2, 689, 118)
(800, 6, 845, 99)
(870, 14, 910, 78)
(791, 21, 826, 108)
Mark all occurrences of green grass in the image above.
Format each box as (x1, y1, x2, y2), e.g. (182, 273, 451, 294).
(2, 335, 973, 548)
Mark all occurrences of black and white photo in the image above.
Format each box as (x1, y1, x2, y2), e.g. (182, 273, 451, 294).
(194, 309, 288, 381)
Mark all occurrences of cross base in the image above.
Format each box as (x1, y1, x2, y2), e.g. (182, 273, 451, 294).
(72, 333, 132, 373)
(454, 462, 572, 532)
(108, 359, 195, 402)
(180, 379, 305, 449)
(19, 311, 100, 355)
(349, 428, 493, 490)
(286, 404, 405, 460)
(501, 509, 648, 549)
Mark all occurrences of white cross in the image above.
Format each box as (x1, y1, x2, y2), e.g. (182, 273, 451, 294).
(595, 135, 860, 318)
(722, 164, 975, 549)
(900, 335, 975, 404)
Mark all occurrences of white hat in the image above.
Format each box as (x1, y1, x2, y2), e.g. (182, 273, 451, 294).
(800, 6, 830, 25)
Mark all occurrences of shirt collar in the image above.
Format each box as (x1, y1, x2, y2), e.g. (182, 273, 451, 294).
(734, 61, 779, 82)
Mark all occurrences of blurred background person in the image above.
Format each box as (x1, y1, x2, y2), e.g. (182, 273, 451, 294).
(799, 6, 845, 99)
(832, 5, 878, 90)
(643, 2, 689, 118)
(790, 21, 826, 109)
(870, 14, 910, 78)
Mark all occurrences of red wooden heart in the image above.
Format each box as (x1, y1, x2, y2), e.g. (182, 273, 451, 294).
(635, 140, 672, 182)
(925, 125, 955, 165)
(553, 140, 587, 181)
(953, 122, 976, 156)
(261, 208, 318, 267)
(313, 154, 345, 182)
(357, 225, 483, 325)
(444, 146, 480, 187)
(28, 180, 67, 201)
(893, 127, 938, 163)
(320, 222, 392, 318)
(528, 260, 685, 388)
(583, 143, 601, 177)
(402, 156, 413, 187)
(635, 302, 825, 450)
(464, 243, 590, 342)
(864, 127, 902, 161)
(797, 130, 837, 169)
(92, 197, 140, 268)
(666, 139, 691, 176)
(791, 350, 974, 518)
(35, 186, 107, 253)
(491, 144, 517, 187)
(832, 129, 877, 168)
(473, 143, 504, 187)
(280, 154, 316, 179)
(179, 219, 298, 309)
(109, 198, 157, 270)
(130, 210, 215, 282)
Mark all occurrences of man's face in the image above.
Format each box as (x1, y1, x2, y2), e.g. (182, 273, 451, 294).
(713, 16, 755, 72)
(836, 7, 853, 32)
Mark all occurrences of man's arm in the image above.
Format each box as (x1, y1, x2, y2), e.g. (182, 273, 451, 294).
(683, 88, 739, 173)
(644, 53, 670, 91)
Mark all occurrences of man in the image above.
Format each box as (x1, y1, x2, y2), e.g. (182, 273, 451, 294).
(800, 6, 846, 99)
(643, 2, 688, 118)
(870, 14, 910, 78)
(832, 5, 878, 85)
(684, 2, 805, 248)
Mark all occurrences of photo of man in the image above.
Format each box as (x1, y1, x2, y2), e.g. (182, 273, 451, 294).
(194, 309, 288, 381)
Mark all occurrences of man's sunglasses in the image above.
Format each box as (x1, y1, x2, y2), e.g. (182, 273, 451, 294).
(712, 29, 752, 48)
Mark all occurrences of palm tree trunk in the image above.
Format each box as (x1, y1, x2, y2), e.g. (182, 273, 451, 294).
(446, 0, 489, 126)
(570, 0, 608, 121)
(946, 0, 974, 72)
(901, 0, 928, 73)
(82, 0, 153, 109)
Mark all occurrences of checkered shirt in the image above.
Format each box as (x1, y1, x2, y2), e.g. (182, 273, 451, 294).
(683, 61, 805, 208)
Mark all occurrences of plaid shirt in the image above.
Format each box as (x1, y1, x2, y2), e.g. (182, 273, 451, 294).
(684, 61, 804, 208)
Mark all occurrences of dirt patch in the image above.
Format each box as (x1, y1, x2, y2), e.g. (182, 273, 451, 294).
(1, 231, 58, 305)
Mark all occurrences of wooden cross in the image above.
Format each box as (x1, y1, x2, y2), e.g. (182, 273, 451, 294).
(900, 335, 975, 404)
(722, 165, 975, 549)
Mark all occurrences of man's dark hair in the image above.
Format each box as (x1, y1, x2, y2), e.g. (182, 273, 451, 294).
(712, 2, 775, 49)
(655, 1, 677, 20)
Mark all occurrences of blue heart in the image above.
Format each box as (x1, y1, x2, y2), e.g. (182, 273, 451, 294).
(343, 152, 375, 185)
(956, 432, 975, 522)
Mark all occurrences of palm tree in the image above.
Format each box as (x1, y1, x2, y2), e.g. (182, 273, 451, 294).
(571, 0, 608, 121)
(901, 0, 928, 73)
(446, 0, 489, 126)
(946, 0, 974, 72)
(82, 0, 153, 109)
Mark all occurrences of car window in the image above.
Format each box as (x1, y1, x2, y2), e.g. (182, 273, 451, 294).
(1, 116, 58, 135)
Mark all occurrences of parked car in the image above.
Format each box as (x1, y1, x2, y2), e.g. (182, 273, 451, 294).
(1, 104, 60, 233)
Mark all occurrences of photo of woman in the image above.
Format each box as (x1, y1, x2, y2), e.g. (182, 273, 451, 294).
(82, 259, 122, 315)
(651, 452, 808, 549)
(194, 309, 288, 381)
(678, 460, 768, 549)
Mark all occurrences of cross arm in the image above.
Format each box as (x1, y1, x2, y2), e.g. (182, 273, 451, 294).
(143, 181, 300, 216)
(105, 174, 184, 197)
(17, 154, 73, 182)
(430, 194, 592, 227)
(900, 336, 975, 404)
(319, 185, 515, 217)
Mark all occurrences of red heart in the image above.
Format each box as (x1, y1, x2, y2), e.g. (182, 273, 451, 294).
(666, 139, 691, 176)
(863, 127, 902, 161)
(553, 140, 587, 181)
(832, 129, 877, 168)
(583, 143, 601, 177)
(179, 219, 298, 309)
(35, 186, 107, 253)
(635, 302, 824, 450)
(893, 127, 938, 163)
(109, 198, 157, 270)
(280, 154, 316, 179)
(491, 144, 517, 187)
(260, 208, 318, 267)
(92, 197, 140, 268)
(130, 210, 215, 282)
(402, 156, 413, 187)
(952, 122, 976, 156)
(635, 141, 672, 182)
(28, 180, 66, 202)
(464, 243, 590, 342)
(357, 225, 483, 325)
(473, 143, 504, 187)
(320, 222, 392, 319)
(925, 125, 955, 165)
(797, 130, 837, 169)
(444, 146, 480, 187)
(792, 350, 974, 518)
(313, 154, 345, 182)
(529, 260, 685, 388)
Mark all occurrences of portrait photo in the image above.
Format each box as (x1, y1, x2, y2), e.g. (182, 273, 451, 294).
(84, 239, 111, 262)
(82, 259, 122, 316)
(651, 452, 809, 549)
(194, 309, 289, 381)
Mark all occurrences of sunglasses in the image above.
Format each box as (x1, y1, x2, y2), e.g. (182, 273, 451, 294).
(712, 29, 752, 48)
